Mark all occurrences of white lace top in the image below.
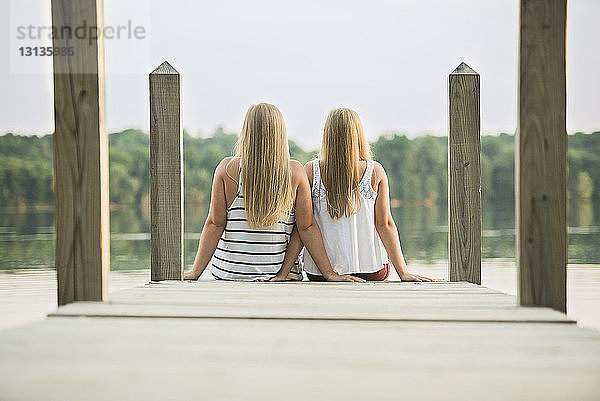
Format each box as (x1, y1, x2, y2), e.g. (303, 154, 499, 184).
(303, 159, 388, 275)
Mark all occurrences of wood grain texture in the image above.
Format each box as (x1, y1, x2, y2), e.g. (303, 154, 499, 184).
(517, 0, 567, 312)
(52, 0, 109, 305)
(449, 63, 481, 284)
(2, 319, 599, 401)
(1, 281, 599, 401)
(49, 281, 572, 323)
(150, 62, 183, 281)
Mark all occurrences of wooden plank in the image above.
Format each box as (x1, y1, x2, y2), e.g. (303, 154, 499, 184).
(48, 282, 573, 323)
(1, 318, 598, 401)
(2, 282, 597, 400)
(149, 61, 183, 281)
(52, 0, 109, 305)
(449, 62, 481, 284)
(118, 281, 506, 298)
(517, 0, 567, 312)
(49, 302, 573, 323)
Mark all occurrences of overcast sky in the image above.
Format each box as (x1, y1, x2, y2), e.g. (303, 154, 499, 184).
(1, 0, 598, 148)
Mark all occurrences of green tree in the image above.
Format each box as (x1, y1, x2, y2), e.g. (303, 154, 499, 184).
(1, 130, 599, 209)
(576, 171, 593, 200)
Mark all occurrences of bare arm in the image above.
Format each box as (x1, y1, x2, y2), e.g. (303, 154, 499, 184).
(294, 162, 363, 282)
(184, 159, 229, 280)
(270, 226, 303, 281)
(373, 162, 432, 282)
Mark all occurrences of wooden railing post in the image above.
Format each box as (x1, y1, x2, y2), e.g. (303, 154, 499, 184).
(448, 62, 481, 284)
(150, 61, 184, 281)
(52, 0, 109, 305)
(517, 0, 567, 312)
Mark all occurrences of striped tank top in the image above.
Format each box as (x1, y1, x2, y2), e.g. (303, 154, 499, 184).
(210, 174, 303, 281)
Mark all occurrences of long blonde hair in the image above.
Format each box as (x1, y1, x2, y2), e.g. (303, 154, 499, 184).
(319, 108, 373, 219)
(234, 103, 294, 228)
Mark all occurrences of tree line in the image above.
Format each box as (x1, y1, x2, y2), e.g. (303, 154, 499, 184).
(1, 129, 598, 208)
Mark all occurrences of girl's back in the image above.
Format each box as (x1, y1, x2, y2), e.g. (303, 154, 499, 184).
(184, 103, 374, 283)
(302, 107, 430, 282)
(303, 159, 387, 276)
(210, 158, 302, 281)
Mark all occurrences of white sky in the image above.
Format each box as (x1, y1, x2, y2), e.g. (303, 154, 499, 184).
(0, 0, 598, 149)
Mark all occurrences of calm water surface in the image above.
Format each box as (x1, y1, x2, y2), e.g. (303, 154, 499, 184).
(1, 202, 598, 331)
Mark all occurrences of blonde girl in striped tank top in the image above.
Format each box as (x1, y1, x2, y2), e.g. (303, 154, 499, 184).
(289, 108, 432, 282)
(184, 103, 363, 282)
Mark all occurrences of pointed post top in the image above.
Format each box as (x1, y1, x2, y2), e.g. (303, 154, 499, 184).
(150, 61, 179, 75)
(451, 62, 478, 75)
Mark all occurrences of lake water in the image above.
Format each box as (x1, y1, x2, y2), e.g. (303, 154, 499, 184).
(1, 202, 599, 331)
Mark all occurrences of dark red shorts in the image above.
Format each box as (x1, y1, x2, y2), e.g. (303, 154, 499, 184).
(306, 263, 390, 282)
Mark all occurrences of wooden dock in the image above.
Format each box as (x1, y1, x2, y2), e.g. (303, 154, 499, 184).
(1, 281, 599, 400)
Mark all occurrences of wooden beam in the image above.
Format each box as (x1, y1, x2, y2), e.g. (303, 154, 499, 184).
(150, 61, 183, 281)
(517, 0, 567, 312)
(448, 63, 481, 285)
(52, 0, 109, 305)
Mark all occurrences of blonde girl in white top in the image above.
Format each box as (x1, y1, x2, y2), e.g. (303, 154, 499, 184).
(183, 103, 363, 283)
(301, 108, 432, 282)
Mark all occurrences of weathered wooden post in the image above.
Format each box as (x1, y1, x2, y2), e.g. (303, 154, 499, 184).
(448, 62, 481, 284)
(52, 0, 109, 305)
(150, 62, 184, 281)
(517, 0, 567, 312)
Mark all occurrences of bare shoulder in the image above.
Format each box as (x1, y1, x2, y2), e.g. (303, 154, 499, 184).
(371, 160, 387, 191)
(303, 160, 315, 182)
(289, 159, 303, 170)
(217, 156, 239, 182)
(289, 159, 305, 176)
(373, 160, 387, 179)
(289, 160, 308, 184)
